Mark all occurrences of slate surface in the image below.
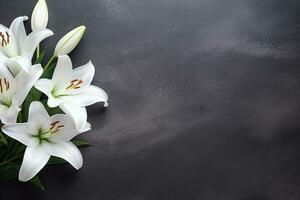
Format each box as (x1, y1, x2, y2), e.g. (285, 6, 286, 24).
(1, 0, 300, 199)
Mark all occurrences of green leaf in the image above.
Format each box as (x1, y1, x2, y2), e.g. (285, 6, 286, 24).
(46, 105, 64, 116)
(14, 145, 26, 155)
(0, 168, 18, 181)
(7, 140, 19, 158)
(0, 162, 19, 181)
(3, 139, 16, 160)
(72, 139, 91, 147)
(0, 132, 8, 145)
(39, 100, 64, 116)
(41, 61, 57, 79)
(0, 147, 6, 160)
(22, 88, 42, 121)
(30, 176, 45, 191)
(34, 50, 46, 65)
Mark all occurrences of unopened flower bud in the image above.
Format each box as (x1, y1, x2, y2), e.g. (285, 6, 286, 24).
(54, 26, 86, 56)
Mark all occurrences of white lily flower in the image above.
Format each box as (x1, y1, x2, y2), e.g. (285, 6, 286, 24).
(31, 0, 49, 31)
(35, 55, 108, 131)
(54, 25, 86, 57)
(0, 63, 42, 124)
(2, 101, 90, 182)
(0, 16, 53, 75)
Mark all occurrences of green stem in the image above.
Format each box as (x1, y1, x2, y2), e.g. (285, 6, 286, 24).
(44, 55, 55, 71)
(36, 45, 40, 60)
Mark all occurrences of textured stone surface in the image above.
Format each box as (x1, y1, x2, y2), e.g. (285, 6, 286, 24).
(1, 0, 300, 199)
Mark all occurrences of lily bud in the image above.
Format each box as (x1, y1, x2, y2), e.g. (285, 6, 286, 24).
(54, 26, 86, 57)
(31, 0, 48, 31)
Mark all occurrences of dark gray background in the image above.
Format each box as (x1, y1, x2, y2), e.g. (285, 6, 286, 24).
(1, 0, 300, 199)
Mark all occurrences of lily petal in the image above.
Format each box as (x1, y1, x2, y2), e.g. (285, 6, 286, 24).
(44, 141, 83, 169)
(49, 114, 78, 141)
(9, 16, 28, 53)
(48, 95, 64, 107)
(19, 146, 50, 182)
(14, 64, 43, 105)
(0, 25, 18, 57)
(28, 101, 50, 122)
(2, 123, 35, 146)
(59, 103, 87, 131)
(52, 55, 72, 86)
(0, 52, 7, 64)
(0, 63, 15, 83)
(0, 24, 8, 32)
(64, 85, 108, 107)
(35, 79, 64, 107)
(6, 54, 31, 75)
(21, 29, 53, 60)
(28, 101, 51, 133)
(81, 122, 91, 132)
(50, 114, 89, 142)
(67, 60, 95, 95)
(0, 101, 21, 124)
(34, 78, 52, 96)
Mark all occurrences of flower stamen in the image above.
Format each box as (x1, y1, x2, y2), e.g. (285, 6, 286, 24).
(49, 121, 65, 134)
(66, 79, 83, 90)
(38, 121, 65, 140)
(0, 78, 10, 93)
(0, 31, 10, 47)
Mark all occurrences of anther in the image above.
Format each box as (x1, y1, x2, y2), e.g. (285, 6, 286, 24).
(66, 79, 83, 90)
(0, 31, 10, 47)
(0, 78, 10, 93)
(49, 121, 65, 134)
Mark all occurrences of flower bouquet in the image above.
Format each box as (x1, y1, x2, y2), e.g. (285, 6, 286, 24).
(0, 0, 108, 189)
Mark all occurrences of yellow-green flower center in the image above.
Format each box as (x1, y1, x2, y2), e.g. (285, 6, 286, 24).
(36, 121, 65, 143)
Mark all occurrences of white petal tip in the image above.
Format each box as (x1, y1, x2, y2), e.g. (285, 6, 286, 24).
(79, 122, 91, 133)
(104, 102, 108, 107)
(79, 25, 86, 31)
(74, 164, 82, 170)
(47, 99, 60, 108)
(71, 158, 83, 170)
(18, 175, 31, 182)
(45, 29, 54, 36)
